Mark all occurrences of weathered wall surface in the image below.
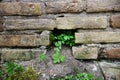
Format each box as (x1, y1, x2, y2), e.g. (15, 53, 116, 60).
(0, 0, 120, 80)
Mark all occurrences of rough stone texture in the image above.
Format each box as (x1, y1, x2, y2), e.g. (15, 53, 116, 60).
(72, 46, 98, 59)
(0, 35, 36, 47)
(0, 20, 3, 31)
(0, 2, 41, 15)
(2, 49, 46, 61)
(75, 32, 120, 44)
(37, 31, 50, 46)
(110, 15, 120, 28)
(45, 0, 83, 13)
(56, 16, 107, 29)
(99, 61, 120, 80)
(87, 0, 120, 12)
(0, 34, 50, 47)
(101, 48, 120, 59)
(5, 19, 55, 30)
(19, 46, 104, 80)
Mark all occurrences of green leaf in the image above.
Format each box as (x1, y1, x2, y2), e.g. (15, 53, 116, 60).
(39, 54, 46, 61)
(60, 55, 65, 62)
(54, 48, 59, 52)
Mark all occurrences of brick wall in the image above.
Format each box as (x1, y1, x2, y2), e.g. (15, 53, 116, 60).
(0, 0, 120, 80)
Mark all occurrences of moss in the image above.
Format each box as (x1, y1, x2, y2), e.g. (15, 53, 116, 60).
(33, 5, 41, 15)
(82, 37, 92, 45)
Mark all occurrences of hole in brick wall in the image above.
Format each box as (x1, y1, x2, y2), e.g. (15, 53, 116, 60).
(50, 29, 76, 47)
(58, 15, 64, 17)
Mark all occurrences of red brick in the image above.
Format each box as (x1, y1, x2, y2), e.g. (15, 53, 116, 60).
(101, 48, 120, 59)
(110, 15, 120, 28)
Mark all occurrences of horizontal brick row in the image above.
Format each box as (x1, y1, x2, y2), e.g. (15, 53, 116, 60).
(0, 16, 108, 31)
(0, 15, 119, 31)
(2, 46, 120, 61)
(0, 0, 119, 16)
(0, 2, 41, 16)
(75, 32, 120, 44)
(72, 46, 120, 59)
(2, 49, 46, 61)
(0, 31, 50, 47)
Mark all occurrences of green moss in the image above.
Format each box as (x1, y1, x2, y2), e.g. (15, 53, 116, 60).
(33, 5, 41, 14)
(82, 37, 92, 45)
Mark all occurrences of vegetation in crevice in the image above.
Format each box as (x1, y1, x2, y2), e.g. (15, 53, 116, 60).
(39, 54, 46, 62)
(50, 67, 102, 80)
(50, 30, 75, 63)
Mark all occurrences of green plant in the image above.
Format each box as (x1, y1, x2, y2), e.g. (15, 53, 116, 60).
(50, 31, 75, 63)
(50, 72, 94, 80)
(5, 61, 23, 78)
(52, 48, 65, 63)
(1, 61, 39, 80)
(6, 67, 37, 80)
(39, 54, 46, 62)
(50, 31, 75, 47)
(0, 61, 23, 80)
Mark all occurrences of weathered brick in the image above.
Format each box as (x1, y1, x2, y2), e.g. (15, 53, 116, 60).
(0, 35, 36, 47)
(101, 48, 120, 59)
(45, 0, 83, 13)
(87, 0, 120, 12)
(37, 31, 50, 46)
(0, 34, 50, 47)
(56, 16, 107, 29)
(2, 49, 46, 61)
(0, 2, 41, 15)
(99, 61, 120, 80)
(72, 46, 98, 59)
(75, 32, 120, 44)
(5, 19, 55, 30)
(110, 15, 120, 28)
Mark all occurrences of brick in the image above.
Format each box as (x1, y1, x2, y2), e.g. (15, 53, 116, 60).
(87, 0, 120, 12)
(37, 31, 50, 46)
(72, 46, 98, 59)
(0, 35, 36, 47)
(45, 0, 83, 13)
(0, 2, 41, 15)
(110, 15, 120, 28)
(0, 34, 50, 47)
(99, 61, 120, 80)
(56, 16, 107, 29)
(75, 32, 120, 44)
(5, 19, 55, 30)
(2, 49, 46, 61)
(101, 48, 120, 59)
